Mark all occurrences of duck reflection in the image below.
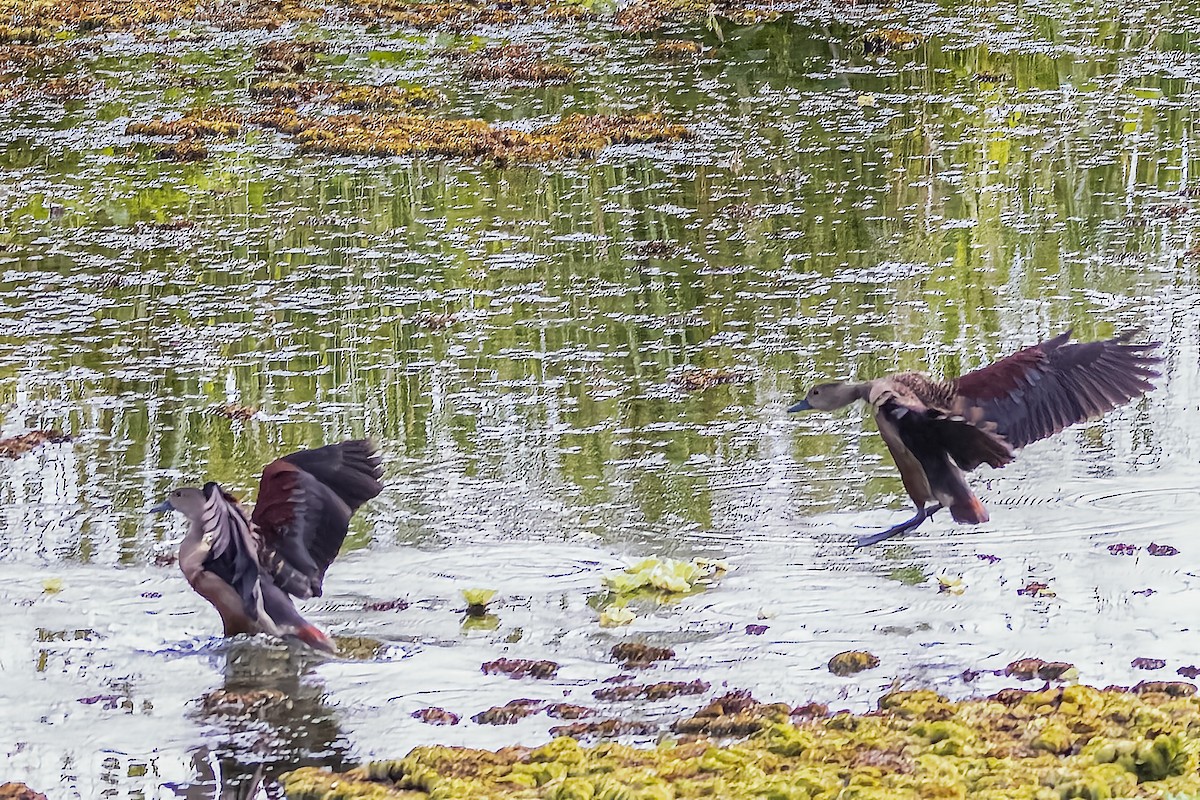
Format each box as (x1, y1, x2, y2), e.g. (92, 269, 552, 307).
(176, 639, 350, 799)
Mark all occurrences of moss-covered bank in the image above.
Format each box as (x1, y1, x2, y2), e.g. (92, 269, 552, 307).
(283, 684, 1200, 800)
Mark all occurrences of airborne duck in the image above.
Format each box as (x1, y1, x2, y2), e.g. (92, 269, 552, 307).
(152, 440, 384, 652)
(789, 331, 1160, 546)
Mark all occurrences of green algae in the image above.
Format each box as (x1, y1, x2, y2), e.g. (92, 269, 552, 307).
(282, 685, 1200, 799)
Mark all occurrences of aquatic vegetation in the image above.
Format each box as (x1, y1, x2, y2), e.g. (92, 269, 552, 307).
(862, 29, 923, 55)
(602, 556, 723, 595)
(283, 684, 1200, 799)
(412, 707, 461, 725)
(251, 79, 443, 111)
(544, 703, 593, 719)
(471, 698, 543, 724)
(1109, 543, 1138, 555)
(1133, 682, 1196, 697)
(409, 311, 457, 329)
(1180, 666, 1200, 679)
(598, 606, 635, 627)
(481, 658, 560, 679)
(153, 139, 209, 161)
(1148, 543, 1179, 556)
(458, 44, 575, 84)
(0, 0, 316, 36)
(0, 430, 71, 459)
(625, 239, 682, 258)
(745, 623, 768, 635)
(1005, 658, 1075, 681)
(0, 25, 52, 44)
(548, 718, 657, 738)
(828, 650, 880, 676)
(648, 39, 703, 60)
(290, 112, 688, 165)
(592, 678, 708, 701)
(210, 403, 258, 420)
(254, 40, 326, 74)
(462, 588, 497, 615)
(333, 84, 442, 112)
(1133, 657, 1167, 670)
(0, 74, 100, 104)
(126, 109, 242, 138)
(0, 783, 48, 800)
(334, 636, 388, 659)
(670, 368, 753, 391)
(673, 690, 793, 736)
(1017, 580, 1055, 597)
(363, 598, 409, 612)
(610, 642, 674, 668)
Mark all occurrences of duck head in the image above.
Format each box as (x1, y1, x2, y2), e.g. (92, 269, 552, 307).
(150, 486, 208, 518)
(788, 382, 866, 412)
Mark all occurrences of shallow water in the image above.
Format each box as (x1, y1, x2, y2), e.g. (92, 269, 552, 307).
(3, 0, 1200, 796)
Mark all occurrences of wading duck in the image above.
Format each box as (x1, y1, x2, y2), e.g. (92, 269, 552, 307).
(789, 331, 1160, 547)
(153, 440, 384, 652)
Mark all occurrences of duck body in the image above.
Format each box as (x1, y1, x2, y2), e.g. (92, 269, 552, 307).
(154, 439, 384, 652)
(790, 331, 1160, 545)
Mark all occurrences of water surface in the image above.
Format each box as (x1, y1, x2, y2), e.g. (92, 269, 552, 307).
(3, 1, 1200, 796)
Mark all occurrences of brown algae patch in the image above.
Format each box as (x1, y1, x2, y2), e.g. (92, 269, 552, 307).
(283, 684, 1200, 799)
(670, 368, 753, 392)
(250, 80, 441, 111)
(0, 429, 71, 458)
(457, 44, 575, 84)
(648, 39, 703, 60)
(828, 650, 880, 676)
(128, 102, 685, 165)
(610, 642, 675, 668)
(592, 678, 708, 701)
(1005, 658, 1076, 681)
(291, 112, 688, 164)
(673, 690, 794, 737)
(481, 658, 560, 679)
(126, 108, 242, 138)
(0, 0, 318, 38)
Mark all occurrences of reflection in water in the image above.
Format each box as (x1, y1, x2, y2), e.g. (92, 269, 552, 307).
(177, 642, 349, 799)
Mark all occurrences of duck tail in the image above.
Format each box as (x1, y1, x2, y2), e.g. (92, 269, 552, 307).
(949, 494, 989, 525)
(295, 624, 337, 655)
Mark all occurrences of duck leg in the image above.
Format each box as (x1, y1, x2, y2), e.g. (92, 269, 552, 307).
(855, 504, 943, 548)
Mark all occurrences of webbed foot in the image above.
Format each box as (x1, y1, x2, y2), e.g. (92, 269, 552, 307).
(855, 504, 943, 548)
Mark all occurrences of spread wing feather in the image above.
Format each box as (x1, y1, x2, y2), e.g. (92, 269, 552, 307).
(251, 439, 384, 599)
(200, 482, 264, 622)
(950, 331, 1160, 449)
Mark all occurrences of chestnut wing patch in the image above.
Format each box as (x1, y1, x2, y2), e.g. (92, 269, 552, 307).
(951, 331, 1160, 449)
(251, 440, 384, 600)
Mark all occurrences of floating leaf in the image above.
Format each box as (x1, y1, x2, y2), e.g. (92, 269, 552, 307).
(599, 606, 635, 627)
(462, 588, 497, 607)
(936, 574, 966, 595)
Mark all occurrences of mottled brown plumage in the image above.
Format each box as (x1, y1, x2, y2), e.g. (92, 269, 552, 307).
(789, 331, 1160, 546)
(153, 440, 384, 652)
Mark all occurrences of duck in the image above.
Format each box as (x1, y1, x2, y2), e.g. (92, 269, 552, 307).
(789, 331, 1160, 546)
(152, 439, 384, 652)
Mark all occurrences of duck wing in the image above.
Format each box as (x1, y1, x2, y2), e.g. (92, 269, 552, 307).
(251, 439, 384, 599)
(876, 381, 1014, 471)
(949, 331, 1160, 450)
(192, 482, 268, 624)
